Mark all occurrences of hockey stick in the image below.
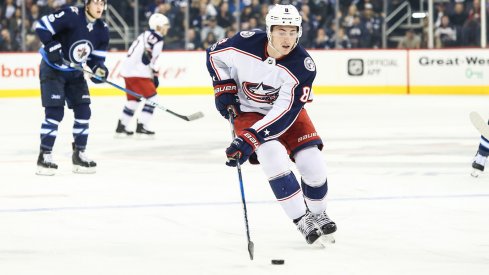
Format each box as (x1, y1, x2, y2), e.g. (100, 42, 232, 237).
(470, 111, 489, 139)
(63, 61, 204, 122)
(227, 109, 254, 261)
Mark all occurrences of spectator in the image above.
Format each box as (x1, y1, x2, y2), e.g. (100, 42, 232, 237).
(0, 28, 19, 51)
(201, 16, 225, 42)
(185, 28, 202, 50)
(450, 2, 468, 28)
(312, 28, 329, 49)
(347, 15, 369, 48)
(202, 30, 217, 49)
(398, 29, 421, 49)
(435, 15, 458, 48)
(362, 3, 383, 48)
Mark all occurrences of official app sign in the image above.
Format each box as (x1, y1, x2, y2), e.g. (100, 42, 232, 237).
(348, 59, 364, 76)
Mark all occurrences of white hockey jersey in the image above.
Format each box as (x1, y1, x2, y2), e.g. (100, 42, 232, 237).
(206, 30, 316, 142)
(120, 30, 164, 78)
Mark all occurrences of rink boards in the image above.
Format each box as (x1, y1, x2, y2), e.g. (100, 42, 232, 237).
(0, 48, 488, 97)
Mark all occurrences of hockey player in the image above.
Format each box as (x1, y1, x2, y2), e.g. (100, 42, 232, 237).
(116, 13, 170, 137)
(471, 136, 488, 177)
(206, 4, 336, 244)
(35, 0, 109, 175)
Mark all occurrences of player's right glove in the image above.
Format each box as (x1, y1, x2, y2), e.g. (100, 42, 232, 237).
(214, 79, 240, 119)
(90, 64, 109, 84)
(44, 41, 63, 65)
(225, 128, 262, 167)
(153, 70, 159, 88)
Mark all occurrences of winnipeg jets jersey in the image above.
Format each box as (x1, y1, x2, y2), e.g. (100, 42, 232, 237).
(35, 6, 109, 72)
(206, 30, 317, 141)
(120, 30, 164, 78)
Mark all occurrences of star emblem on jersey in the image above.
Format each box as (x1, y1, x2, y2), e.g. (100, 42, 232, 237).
(264, 129, 270, 136)
(87, 23, 93, 32)
(242, 82, 280, 104)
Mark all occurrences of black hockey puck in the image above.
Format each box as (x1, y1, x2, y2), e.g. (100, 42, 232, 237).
(271, 259, 285, 265)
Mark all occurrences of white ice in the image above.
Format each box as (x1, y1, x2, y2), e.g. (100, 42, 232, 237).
(0, 95, 488, 275)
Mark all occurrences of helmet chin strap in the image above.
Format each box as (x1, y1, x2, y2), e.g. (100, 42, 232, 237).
(85, 9, 97, 22)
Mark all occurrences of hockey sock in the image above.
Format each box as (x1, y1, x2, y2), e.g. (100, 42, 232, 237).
(478, 136, 489, 156)
(121, 100, 139, 126)
(139, 95, 158, 127)
(40, 106, 64, 151)
(269, 171, 308, 220)
(73, 104, 91, 150)
(40, 118, 59, 151)
(301, 179, 328, 215)
(73, 119, 89, 150)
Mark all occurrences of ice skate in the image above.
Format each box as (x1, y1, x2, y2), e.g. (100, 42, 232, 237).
(471, 152, 487, 178)
(314, 210, 337, 245)
(115, 119, 134, 138)
(72, 144, 96, 174)
(36, 150, 58, 176)
(136, 121, 155, 138)
(294, 211, 321, 244)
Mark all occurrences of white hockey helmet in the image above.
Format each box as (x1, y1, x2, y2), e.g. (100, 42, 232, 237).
(265, 4, 302, 47)
(149, 13, 170, 34)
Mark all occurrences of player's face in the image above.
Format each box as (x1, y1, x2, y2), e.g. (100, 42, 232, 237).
(87, 0, 105, 19)
(158, 24, 170, 36)
(269, 25, 298, 57)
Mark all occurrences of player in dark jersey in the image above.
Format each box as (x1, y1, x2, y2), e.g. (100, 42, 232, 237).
(35, 0, 109, 175)
(206, 4, 336, 245)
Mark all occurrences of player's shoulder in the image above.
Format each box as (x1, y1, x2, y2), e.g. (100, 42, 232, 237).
(147, 30, 164, 43)
(208, 30, 266, 56)
(279, 45, 317, 81)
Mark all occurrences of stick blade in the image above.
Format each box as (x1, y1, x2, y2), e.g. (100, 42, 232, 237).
(470, 111, 489, 139)
(186, 111, 205, 121)
(248, 241, 254, 260)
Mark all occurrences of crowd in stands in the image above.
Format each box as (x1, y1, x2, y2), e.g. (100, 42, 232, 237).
(0, 0, 488, 52)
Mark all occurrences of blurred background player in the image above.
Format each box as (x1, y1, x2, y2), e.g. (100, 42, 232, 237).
(35, 0, 109, 175)
(472, 133, 488, 177)
(206, 4, 336, 245)
(116, 13, 170, 137)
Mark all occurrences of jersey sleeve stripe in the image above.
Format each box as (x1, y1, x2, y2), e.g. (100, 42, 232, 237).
(209, 56, 222, 81)
(40, 16, 56, 35)
(91, 50, 107, 57)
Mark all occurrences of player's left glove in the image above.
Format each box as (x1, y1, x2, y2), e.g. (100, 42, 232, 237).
(225, 128, 262, 167)
(90, 64, 109, 84)
(153, 70, 159, 88)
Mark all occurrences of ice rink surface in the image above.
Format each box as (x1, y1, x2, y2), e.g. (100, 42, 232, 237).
(0, 94, 488, 275)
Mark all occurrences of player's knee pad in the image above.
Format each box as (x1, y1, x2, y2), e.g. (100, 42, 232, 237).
(256, 140, 290, 179)
(294, 146, 327, 187)
(73, 104, 91, 120)
(45, 106, 64, 122)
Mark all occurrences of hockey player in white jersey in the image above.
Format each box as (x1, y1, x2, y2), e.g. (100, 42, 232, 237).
(206, 4, 336, 244)
(116, 13, 170, 137)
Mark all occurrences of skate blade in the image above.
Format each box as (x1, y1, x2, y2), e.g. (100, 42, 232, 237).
(114, 133, 134, 139)
(72, 165, 96, 174)
(135, 134, 155, 140)
(36, 166, 56, 176)
(316, 234, 335, 248)
(471, 169, 482, 178)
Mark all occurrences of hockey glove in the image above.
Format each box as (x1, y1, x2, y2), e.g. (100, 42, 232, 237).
(153, 70, 159, 88)
(142, 48, 152, 65)
(44, 41, 63, 65)
(225, 128, 262, 167)
(214, 79, 240, 119)
(90, 64, 109, 84)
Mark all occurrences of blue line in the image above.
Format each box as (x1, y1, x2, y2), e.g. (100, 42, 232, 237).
(0, 193, 488, 213)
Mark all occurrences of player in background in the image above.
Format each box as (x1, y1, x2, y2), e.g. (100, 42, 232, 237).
(116, 13, 170, 137)
(35, 0, 109, 175)
(471, 135, 488, 177)
(206, 4, 336, 244)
